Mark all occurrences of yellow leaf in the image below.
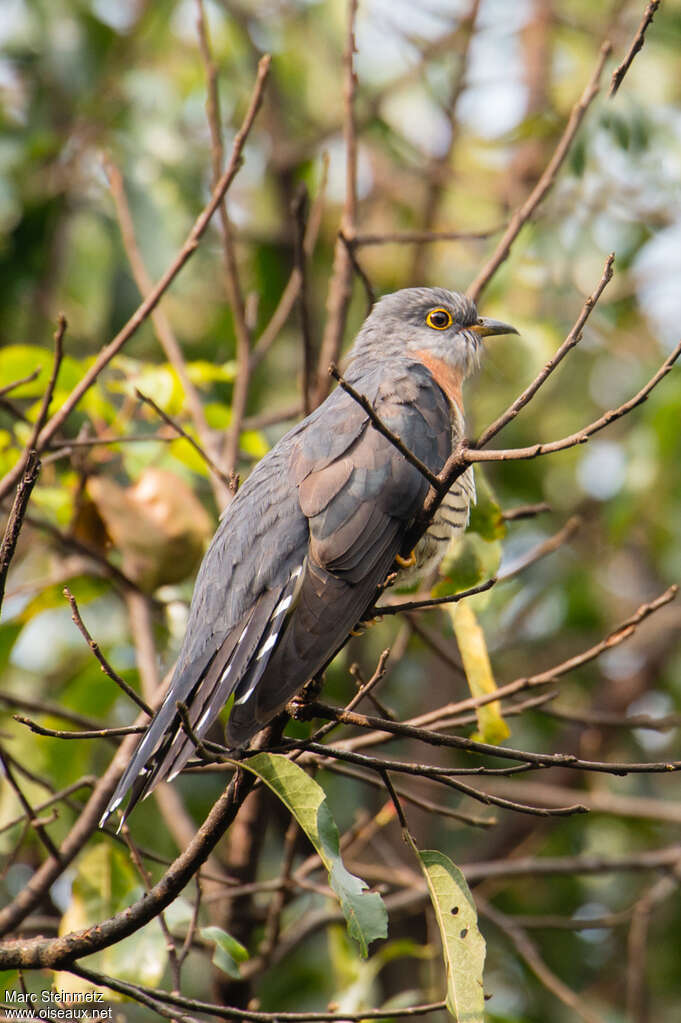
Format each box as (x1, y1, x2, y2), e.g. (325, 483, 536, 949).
(448, 601, 509, 744)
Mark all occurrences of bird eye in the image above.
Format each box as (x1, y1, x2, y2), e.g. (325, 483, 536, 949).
(426, 307, 452, 330)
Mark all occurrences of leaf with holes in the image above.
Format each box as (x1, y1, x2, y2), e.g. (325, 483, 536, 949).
(238, 752, 388, 956)
(408, 837, 486, 1022)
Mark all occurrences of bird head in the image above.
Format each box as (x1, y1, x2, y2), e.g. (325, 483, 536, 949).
(347, 286, 518, 379)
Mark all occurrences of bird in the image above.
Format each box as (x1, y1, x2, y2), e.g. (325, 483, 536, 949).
(101, 287, 517, 825)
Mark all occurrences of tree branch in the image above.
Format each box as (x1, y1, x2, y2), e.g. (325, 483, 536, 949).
(0, 56, 271, 504)
(467, 41, 612, 302)
(609, 1, 660, 98)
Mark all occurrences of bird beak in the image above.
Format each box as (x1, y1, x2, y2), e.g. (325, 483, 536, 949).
(470, 317, 519, 339)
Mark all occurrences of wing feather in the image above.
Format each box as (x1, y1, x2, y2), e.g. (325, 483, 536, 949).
(102, 357, 455, 822)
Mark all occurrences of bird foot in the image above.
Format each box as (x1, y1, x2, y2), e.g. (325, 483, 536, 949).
(395, 549, 417, 568)
(351, 615, 384, 636)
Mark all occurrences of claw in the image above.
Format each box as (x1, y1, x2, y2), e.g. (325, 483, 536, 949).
(395, 549, 417, 568)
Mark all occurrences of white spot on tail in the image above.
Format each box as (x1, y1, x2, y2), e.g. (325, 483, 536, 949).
(273, 593, 293, 617)
(220, 662, 233, 684)
(235, 674, 259, 706)
(256, 632, 278, 661)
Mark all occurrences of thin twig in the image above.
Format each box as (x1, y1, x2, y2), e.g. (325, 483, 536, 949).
(195, 0, 253, 478)
(0, 56, 271, 504)
(497, 516, 581, 582)
(0, 369, 41, 398)
(352, 225, 503, 247)
(0, 778, 96, 837)
(314, 0, 359, 406)
(609, 1, 660, 97)
(135, 387, 234, 490)
(475, 253, 615, 448)
(105, 159, 231, 508)
(501, 501, 551, 521)
(376, 576, 496, 616)
(410, 0, 481, 281)
(25, 315, 66, 455)
(70, 963, 447, 1022)
(251, 155, 329, 370)
(468, 41, 612, 301)
(0, 765, 258, 966)
(0, 745, 62, 863)
(329, 364, 442, 488)
(0, 450, 40, 614)
(339, 229, 375, 312)
(64, 586, 152, 715)
(13, 716, 144, 741)
(479, 897, 607, 1023)
(291, 186, 315, 416)
(465, 335, 681, 464)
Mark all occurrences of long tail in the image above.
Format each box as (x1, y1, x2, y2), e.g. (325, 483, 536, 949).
(99, 571, 302, 827)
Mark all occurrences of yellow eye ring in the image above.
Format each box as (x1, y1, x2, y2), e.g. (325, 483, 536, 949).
(426, 307, 452, 330)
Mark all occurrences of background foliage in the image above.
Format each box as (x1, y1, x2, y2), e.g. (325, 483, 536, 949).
(1, 1, 681, 1020)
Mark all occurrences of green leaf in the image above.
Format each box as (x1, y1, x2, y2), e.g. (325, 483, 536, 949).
(186, 359, 237, 385)
(201, 926, 249, 979)
(468, 472, 506, 542)
(437, 533, 501, 599)
(239, 752, 388, 956)
(407, 837, 486, 1022)
(0, 623, 21, 671)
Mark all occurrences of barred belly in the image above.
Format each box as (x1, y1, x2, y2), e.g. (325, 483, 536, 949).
(393, 465, 475, 589)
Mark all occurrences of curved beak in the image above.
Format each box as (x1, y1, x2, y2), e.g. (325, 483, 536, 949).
(470, 317, 519, 339)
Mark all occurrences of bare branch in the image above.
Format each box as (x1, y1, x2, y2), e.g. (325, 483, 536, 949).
(0, 369, 41, 398)
(135, 388, 235, 492)
(64, 586, 152, 716)
(339, 229, 375, 312)
(251, 155, 329, 370)
(70, 963, 447, 1022)
(609, 1, 660, 97)
(375, 576, 496, 616)
(352, 225, 503, 247)
(329, 364, 442, 489)
(0, 766, 254, 968)
(194, 0, 255, 481)
(0, 450, 40, 614)
(314, 0, 359, 406)
(0, 745, 62, 863)
(291, 186, 315, 416)
(476, 253, 614, 448)
(465, 334, 681, 464)
(479, 897, 607, 1023)
(105, 159, 231, 508)
(0, 56, 271, 504)
(25, 315, 66, 455)
(468, 41, 612, 302)
(13, 716, 144, 741)
(501, 501, 551, 521)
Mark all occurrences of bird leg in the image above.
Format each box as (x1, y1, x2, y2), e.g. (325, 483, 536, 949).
(351, 614, 384, 635)
(395, 549, 417, 568)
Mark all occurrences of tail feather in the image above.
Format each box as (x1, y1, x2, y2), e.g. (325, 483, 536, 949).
(99, 573, 302, 827)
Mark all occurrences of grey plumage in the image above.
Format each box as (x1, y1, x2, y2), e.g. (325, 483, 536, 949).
(101, 287, 516, 825)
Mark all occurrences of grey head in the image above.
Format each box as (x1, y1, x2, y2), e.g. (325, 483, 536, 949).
(346, 286, 517, 380)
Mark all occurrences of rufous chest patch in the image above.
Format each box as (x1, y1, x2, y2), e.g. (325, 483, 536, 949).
(413, 350, 464, 415)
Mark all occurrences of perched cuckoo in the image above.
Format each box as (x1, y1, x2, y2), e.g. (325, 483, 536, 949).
(102, 287, 516, 824)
